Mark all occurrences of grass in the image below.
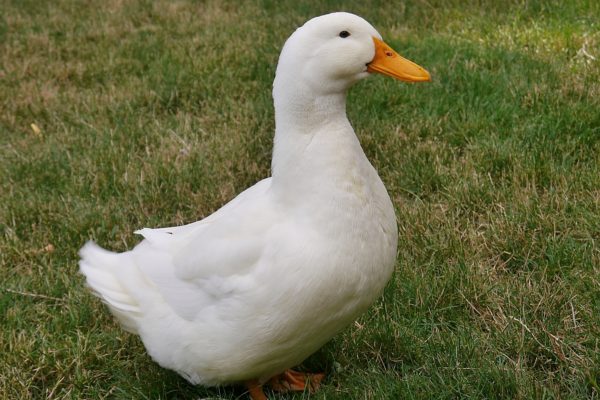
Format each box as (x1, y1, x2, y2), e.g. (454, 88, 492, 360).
(1, 0, 599, 398)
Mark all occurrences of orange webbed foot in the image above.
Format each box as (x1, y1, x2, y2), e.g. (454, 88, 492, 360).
(268, 369, 325, 393)
(244, 379, 268, 400)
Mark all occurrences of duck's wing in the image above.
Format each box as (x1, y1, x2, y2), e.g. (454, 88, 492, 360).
(136, 178, 272, 241)
(132, 178, 277, 320)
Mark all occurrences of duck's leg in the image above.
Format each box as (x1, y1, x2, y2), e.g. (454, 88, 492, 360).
(268, 369, 325, 393)
(244, 379, 267, 400)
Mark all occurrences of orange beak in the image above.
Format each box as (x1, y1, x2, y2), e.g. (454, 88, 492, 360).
(367, 37, 431, 82)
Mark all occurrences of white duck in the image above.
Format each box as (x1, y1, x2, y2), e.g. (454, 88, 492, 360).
(80, 12, 430, 399)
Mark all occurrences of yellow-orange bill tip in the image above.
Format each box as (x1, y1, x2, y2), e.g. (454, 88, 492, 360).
(367, 37, 431, 83)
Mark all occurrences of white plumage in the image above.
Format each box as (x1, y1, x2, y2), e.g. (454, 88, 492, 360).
(80, 11, 429, 395)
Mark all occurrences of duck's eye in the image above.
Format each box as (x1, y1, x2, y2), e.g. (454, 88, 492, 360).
(339, 30, 350, 38)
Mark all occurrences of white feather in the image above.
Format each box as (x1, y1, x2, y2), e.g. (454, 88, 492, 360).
(79, 12, 399, 387)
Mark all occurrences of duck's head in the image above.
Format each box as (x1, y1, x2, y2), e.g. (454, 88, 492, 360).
(274, 12, 431, 97)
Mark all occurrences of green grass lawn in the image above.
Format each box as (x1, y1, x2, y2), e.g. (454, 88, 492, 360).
(1, 0, 599, 398)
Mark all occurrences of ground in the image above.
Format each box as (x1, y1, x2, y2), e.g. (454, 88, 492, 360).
(1, 0, 599, 398)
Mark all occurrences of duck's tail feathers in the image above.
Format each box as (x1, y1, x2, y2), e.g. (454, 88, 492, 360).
(79, 241, 141, 333)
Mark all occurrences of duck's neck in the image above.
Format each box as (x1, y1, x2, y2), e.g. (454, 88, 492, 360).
(272, 83, 347, 167)
(273, 87, 348, 133)
(270, 83, 366, 198)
